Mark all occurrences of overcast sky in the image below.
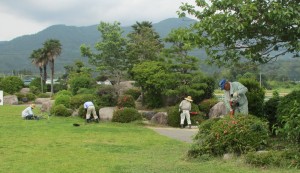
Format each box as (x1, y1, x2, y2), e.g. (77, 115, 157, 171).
(0, 0, 195, 41)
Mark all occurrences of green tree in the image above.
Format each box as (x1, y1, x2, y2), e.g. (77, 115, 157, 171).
(29, 48, 47, 93)
(178, 0, 300, 66)
(126, 21, 164, 73)
(81, 21, 127, 86)
(163, 28, 205, 101)
(43, 39, 62, 95)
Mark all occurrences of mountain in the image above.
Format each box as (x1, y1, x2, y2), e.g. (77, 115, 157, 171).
(0, 17, 197, 74)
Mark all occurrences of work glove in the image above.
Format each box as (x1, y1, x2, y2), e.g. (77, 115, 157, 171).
(233, 92, 238, 98)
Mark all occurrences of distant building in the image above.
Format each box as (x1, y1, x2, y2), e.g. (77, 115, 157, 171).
(96, 79, 112, 85)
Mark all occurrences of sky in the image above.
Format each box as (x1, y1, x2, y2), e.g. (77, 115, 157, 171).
(0, 0, 195, 41)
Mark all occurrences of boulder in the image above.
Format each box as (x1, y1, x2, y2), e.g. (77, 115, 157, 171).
(4, 95, 18, 105)
(139, 110, 157, 120)
(99, 107, 116, 121)
(150, 112, 168, 125)
(35, 98, 51, 104)
(20, 88, 30, 94)
(209, 102, 227, 119)
(41, 100, 55, 113)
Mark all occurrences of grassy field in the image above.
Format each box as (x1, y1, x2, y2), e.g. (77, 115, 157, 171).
(0, 105, 299, 173)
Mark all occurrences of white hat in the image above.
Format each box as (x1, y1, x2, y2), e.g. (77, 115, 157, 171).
(185, 96, 193, 102)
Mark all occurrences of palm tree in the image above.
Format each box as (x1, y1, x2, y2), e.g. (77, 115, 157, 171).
(29, 48, 47, 93)
(43, 39, 62, 95)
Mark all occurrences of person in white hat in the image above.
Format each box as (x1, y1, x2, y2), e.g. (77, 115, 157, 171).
(21, 104, 37, 120)
(179, 96, 193, 129)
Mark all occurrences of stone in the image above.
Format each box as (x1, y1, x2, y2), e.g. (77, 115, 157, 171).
(35, 98, 51, 104)
(41, 100, 55, 112)
(209, 102, 227, 119)
(99, 107, 116, 121)
(150, 112, 168, 125)
(4, 95, 18, 105)
(139, 110, 157, 120)
(20, 88, 30, 94)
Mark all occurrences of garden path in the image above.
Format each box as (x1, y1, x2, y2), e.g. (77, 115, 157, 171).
(148, 126, 198, 143)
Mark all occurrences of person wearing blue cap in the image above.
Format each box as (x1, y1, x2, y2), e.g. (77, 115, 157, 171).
(219, 79, 248, 115)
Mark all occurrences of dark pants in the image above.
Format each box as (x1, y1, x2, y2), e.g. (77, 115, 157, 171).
(24, 115, 39, 120)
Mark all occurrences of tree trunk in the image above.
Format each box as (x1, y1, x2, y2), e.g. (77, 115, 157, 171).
(39, 67, 43, 93)
(43, 64, 47, 91)
(50, 60, 54, 96)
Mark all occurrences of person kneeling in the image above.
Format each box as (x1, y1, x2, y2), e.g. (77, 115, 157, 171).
(21, 104, 39, 120)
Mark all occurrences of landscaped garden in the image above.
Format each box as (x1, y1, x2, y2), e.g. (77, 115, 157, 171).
(0, 105, 299, 173)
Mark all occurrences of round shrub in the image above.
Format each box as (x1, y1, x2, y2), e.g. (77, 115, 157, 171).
(112, 108, 142, 123)
(54, 90, 72, 98)
(26, 93, 36, 101)
(117, 95, 136, 108)
(50, 104, 72, 117)
(167, 103, 200, 127)
(37, 93, 51, 98)
(70, 94, 96, 109)
(189, 115, 269, 157)
(277, 90, 300, 126)
(29, 77, 42, 93)
(96, 85, 117, 107)
(124, 88, 141, 100)
(55, 95, 71, 108)
(69, 75, 95, 95)
(1, 76, 24, 94)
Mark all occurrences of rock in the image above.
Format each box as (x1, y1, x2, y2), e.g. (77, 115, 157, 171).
(150, 112, 168, 125)
(20, 88, 30, 94)
(99, 107, 117, 121)
(209, 102, 227, 119)
(35, 98, 51, 104)
(4, 95, 18, 105)
(139, 110, 157, 120)
(41, 100, 55, 112)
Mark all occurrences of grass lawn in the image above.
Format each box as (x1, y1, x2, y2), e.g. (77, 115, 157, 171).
(0, 105, 298, 173)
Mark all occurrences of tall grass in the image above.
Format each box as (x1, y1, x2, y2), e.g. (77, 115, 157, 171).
(0, 105, 298, 173)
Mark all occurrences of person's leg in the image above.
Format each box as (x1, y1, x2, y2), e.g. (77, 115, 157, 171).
(186, 111, 192, 128)
(91, 106, 99, 123)
(238, 102, 248, 115)
(25, 114, 34, 120)
(86, 107, 92, 122)
(180, 112, 185, 128)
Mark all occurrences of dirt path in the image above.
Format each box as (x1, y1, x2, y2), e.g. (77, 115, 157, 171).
(148, 126, 198, 143)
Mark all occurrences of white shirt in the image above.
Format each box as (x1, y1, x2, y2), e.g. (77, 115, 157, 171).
(84, 101, 94, 109)
(22, 107, 34, 118)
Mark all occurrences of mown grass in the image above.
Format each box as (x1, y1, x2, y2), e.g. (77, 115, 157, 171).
(0, 105, 298, 173)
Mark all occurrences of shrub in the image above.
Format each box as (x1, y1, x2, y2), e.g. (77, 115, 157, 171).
(37, 93, 51, 98)
(50, 104, 72, 117)
(239, 78, 265, 117)
(167, 103, 200, 127)
(276, 101, 300, 144)
(245, 149, 300, 169)
(96, 85, 117, 107)
(117, 95, 136, 108)
(55, 95, 71, 108)
(189, 115, 269, 157)
(69, 75, 95, 95)
(54, 90, 72, 98)
(29, 85, 40, 95)
(124, 88, 141, 100)
(112, 108, 142, 123)
(26, 93, 36, 101)
(70, 94, 96, 109)
(1, 76, 24, 94)
(198, 98, 219, 116)
(276, 90, 300, 127)
(263, 91, 280, 133)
